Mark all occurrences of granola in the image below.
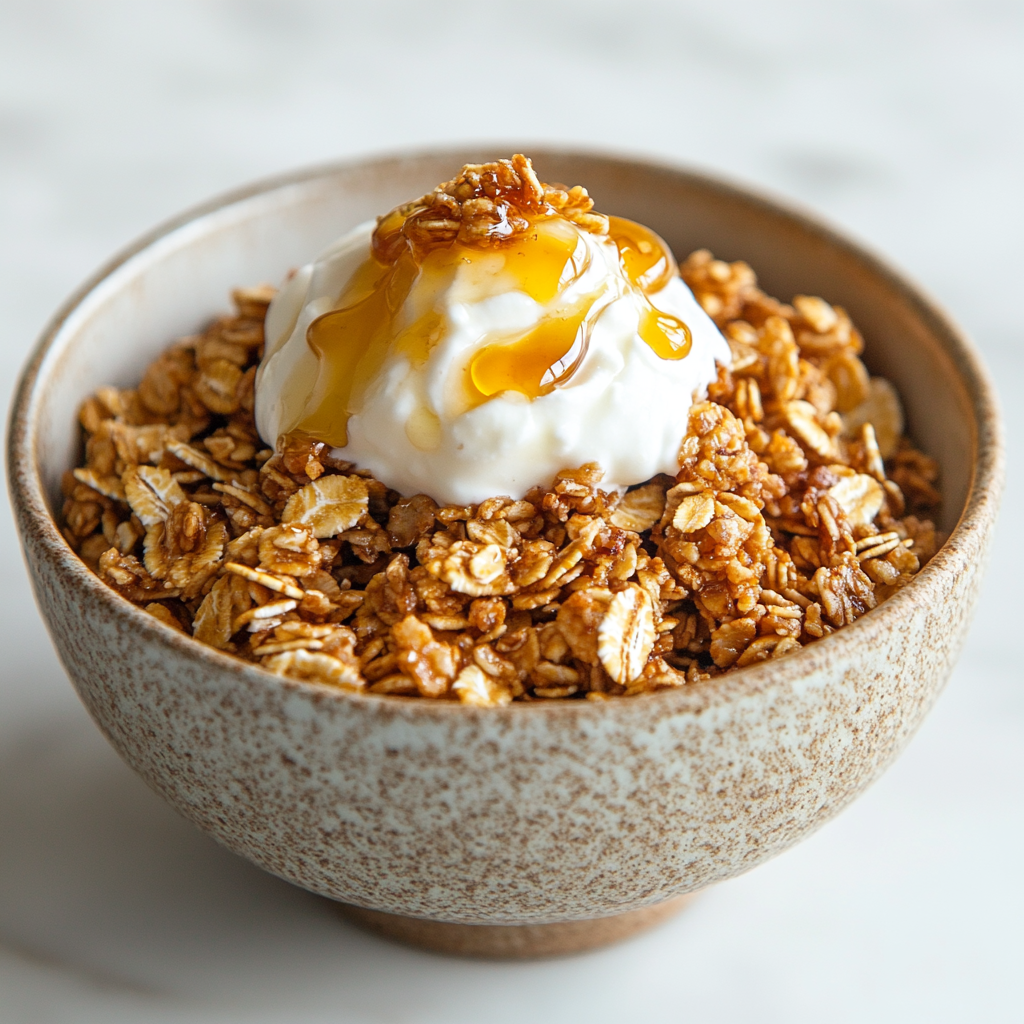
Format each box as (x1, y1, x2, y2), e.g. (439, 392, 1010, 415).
(372, 152, 609, 262)
(63, 257, 942, 705)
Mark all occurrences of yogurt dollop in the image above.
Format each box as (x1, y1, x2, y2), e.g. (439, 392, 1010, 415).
(255, 157, 729, 505)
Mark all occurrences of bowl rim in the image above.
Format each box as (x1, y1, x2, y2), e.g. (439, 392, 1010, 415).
(6, 143, 1006, 722)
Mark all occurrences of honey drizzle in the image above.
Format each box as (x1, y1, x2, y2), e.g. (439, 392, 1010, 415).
(301, 253, 417, 447)
(298, 208, 692, 449)
(465, 217, 692, 403)
(469, 295, 598, 403)
(609, 215, 692, 360)
(607, 215, 677, 293)
(302, 217, 583, 445)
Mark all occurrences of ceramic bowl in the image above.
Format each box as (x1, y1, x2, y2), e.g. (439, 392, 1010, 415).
(7, 148, 1003, 958)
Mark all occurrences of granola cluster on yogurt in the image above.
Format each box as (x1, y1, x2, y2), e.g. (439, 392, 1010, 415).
(62, 255, 941, 704)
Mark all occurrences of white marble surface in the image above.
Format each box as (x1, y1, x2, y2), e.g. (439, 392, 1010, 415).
(1, 1, 1021, 1021)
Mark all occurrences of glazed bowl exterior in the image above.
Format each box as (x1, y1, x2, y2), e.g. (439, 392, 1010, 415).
(7, 148, 1003, 926)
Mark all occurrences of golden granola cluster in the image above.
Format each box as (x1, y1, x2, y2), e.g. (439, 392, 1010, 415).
(62, 255, 941, 705)
(372, 153, 608, 262)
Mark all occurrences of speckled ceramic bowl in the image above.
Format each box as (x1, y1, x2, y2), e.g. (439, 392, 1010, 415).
(7, 148, 1003, 958)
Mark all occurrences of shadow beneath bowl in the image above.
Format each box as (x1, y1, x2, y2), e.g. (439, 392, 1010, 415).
(0, 688, 755, 1024)
(0, 706, 372, 996)
(0, 703, 697, 1010)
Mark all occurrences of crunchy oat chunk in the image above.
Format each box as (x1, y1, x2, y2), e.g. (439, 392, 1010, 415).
(279, 435, 327, 481)
(468, 596, 507, 635)
(254, 620, 358, 658)
(680, 249, 759, 322)
(387, 494, 438, 548)
(138, 346, 195, 417)
(109, 422, 184, 467)
(677, 401, 782, 506)
(194, 359, 243, 415)
(762, 429, 808, 475)
(557, 588, 614, 664)
(709, 616, 758, 668)
(144, 506, 227, 600)
(98, 548, 179, 602)
(813, 554, 877, 627)
(659, 490, 772, 620)
(735, 634, 802, 668)
(890, 444, 941, 511)
(373, 154, 608, 262)
(392, 614, 460, 698)
(258, 523, 321, 577)
(424, 539, 515, 598)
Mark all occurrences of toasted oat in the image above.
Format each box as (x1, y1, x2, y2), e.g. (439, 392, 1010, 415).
(843, 377, 904, 458)
(597, 585, 656, 685)
(813, 554, 877, 627)
(214, 482, 273, 515)
(387, 494, 438, 548)
(672, 491, 716, 533)
(709, 617, 758, 668)
(263, 649, 362, 688)
(453, 664, 512, 707)
(782, 400, 836, 460)
(857, 534, 901, 561)
(827, 349, 871, 412)
(145, 602, 184, 632)
(735, 634, 802, 668)
(123, 466, 186, 527)
(392, 614, 459, 697)
(282, 474, 369, 538)
(165, 439, 231, 482)
(466, 517, 520, 549)
(557, 587, 614, 664)
(258, 523, 321, 577)
(98, 548, 179, 601)
(73, 467, 126, 502)
(828, 473, 884, 529)
(792, 295, 838, 335)
(609, 483, 666, 532)
(224, 561, 305, 599)
(193, 573, 251, 649)
(144, 512, 227, 600)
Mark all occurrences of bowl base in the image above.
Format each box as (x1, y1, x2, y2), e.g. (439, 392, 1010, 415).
(335, 892, 698, 959)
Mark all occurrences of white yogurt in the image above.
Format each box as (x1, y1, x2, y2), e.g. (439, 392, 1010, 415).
(256, 220, 729, 505)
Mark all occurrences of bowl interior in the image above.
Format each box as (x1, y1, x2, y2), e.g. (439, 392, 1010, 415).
(26, 148, 977, 536)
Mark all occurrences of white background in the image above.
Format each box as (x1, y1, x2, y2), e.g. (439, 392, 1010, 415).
(1, 2, 1021, 1021)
